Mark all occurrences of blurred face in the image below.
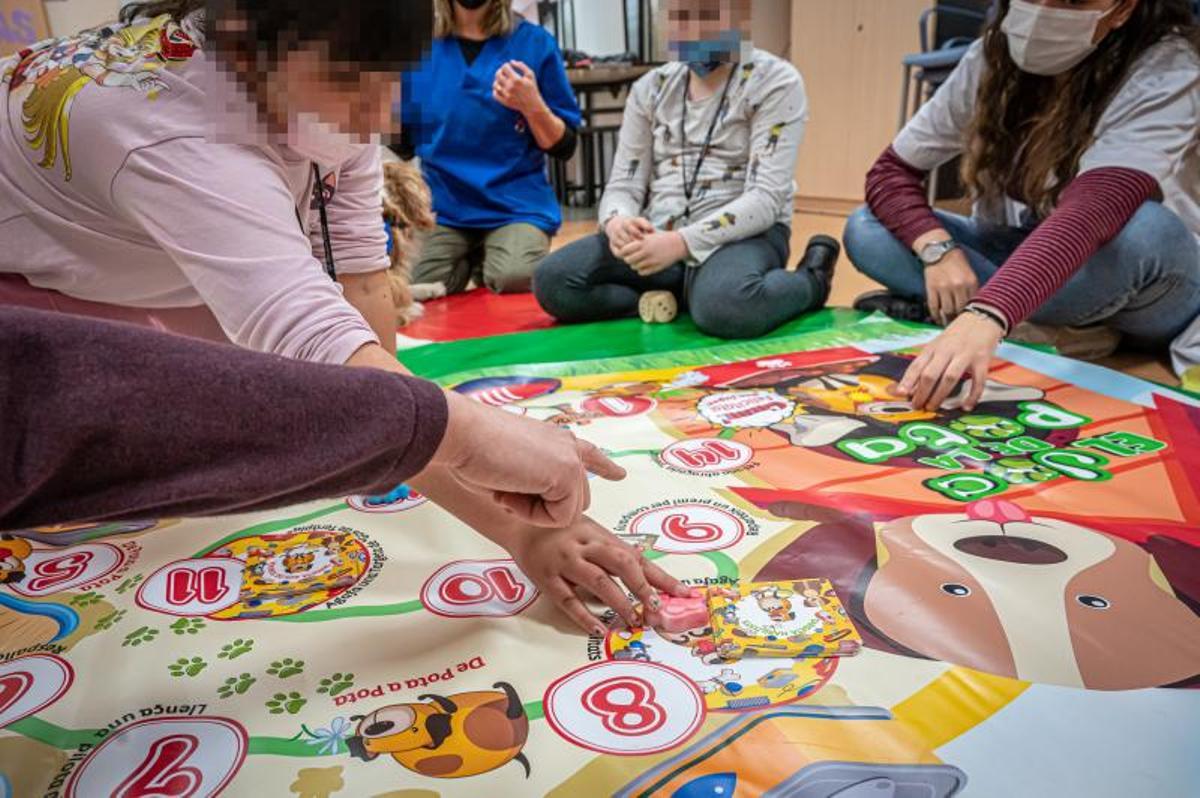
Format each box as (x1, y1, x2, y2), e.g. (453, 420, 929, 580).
(666, 0, 750, 45)
(265, 45, 401, 144)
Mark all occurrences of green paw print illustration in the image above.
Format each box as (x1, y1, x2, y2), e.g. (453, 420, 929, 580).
(170, 618, 206, 636)
(217, 673, 256, 699)
(93, 609, 126, 631)
(122, 626, 159, 647)
(218, 638, 254, 660)
(114, 573, 144, 595)
(266, 692, 307, 715)
(168, 657, 208, 678)
(267, 658, 304, 679)
(69, 591, 103, 608)
(317, 673, 355, 697)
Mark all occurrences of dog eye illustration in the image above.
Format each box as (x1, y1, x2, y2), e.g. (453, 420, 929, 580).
(1076, 594, 1111, 610)
(941, 583, 971, 597)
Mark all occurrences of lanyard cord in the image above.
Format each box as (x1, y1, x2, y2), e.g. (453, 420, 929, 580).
(680, 64, 737, 214)
(312, 163, 337, 280)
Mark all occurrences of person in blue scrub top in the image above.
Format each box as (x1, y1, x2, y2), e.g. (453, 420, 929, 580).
(402, 0, 582, 295)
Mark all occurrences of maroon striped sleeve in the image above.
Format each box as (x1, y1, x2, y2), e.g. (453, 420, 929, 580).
(972, 167, 1161, 328)
(865, 145, 944, 249)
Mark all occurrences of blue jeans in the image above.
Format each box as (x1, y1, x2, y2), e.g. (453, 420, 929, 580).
(843, 203, 1200, 345)
(533, 224, 821, 339)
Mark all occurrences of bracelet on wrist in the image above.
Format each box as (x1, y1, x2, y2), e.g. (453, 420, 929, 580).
(964, 304, 1009, 336)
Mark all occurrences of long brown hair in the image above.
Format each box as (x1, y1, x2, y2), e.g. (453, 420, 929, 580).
(119, 0, 205, 24)
(963, 0, 1200, 216)
(433, 0, 514, 38)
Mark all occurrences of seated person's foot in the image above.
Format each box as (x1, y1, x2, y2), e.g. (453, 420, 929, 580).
(796, 235, 841, 307)
(853, 290, 934, 324)
(1010, 321, 1121, 362)
(639, 291, 678, 324)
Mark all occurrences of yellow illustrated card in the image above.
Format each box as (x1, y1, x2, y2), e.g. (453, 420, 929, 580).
(707, 579, 863, 661)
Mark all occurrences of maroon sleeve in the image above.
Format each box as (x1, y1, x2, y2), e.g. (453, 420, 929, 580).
(865, 145, 944, 249)
(972, 167, 1161, 328)
(0, 307, 448, 529)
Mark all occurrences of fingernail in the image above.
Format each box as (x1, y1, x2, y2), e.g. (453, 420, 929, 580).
(593, 625, 607, 637)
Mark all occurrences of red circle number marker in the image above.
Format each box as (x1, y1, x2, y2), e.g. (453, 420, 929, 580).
(136, 558, 245, 617)
(8, 543, 126, 597)
(659, 438, 754, 475)
(66, 717, 248, 798)
(545, 661, 705, 755)
(581, 395, 657, 418)
(421, 559, 538, 618)
(630, 503, 746, 554)
(0, 655, 73, 729)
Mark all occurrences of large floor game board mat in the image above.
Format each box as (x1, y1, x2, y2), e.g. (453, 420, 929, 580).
(2, 318, 1198, 797)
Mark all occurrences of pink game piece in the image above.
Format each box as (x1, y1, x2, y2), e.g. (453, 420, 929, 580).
(654, 589, 710, 632)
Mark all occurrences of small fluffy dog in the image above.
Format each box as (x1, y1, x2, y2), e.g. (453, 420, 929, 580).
(381, 155, 442, 325)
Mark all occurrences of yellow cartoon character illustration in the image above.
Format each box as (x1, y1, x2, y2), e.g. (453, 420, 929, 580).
(704, 212, 737, 232)
(347, 683, 530, 779)
(765, 121, 787, 154)
(0, 535, 33, 584)
(11, 15, 197, 179)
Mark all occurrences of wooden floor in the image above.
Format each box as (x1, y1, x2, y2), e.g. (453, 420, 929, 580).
(556, 214, 1179, 387)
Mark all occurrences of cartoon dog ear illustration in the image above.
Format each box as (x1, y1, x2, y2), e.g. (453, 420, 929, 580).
(748, 490, 1200, 690)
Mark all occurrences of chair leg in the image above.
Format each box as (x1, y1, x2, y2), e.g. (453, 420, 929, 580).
(898, 64, 913, 131)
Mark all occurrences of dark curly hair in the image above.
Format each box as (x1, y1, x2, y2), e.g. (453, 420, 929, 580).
(963, 0, 1200, 217)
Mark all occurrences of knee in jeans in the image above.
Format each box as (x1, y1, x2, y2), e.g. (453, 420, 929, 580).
(690, 294, 767, 340)
(1110, 203, 1196, 262)
(843, 205, 890, 277)
(532, 254, 577, 317)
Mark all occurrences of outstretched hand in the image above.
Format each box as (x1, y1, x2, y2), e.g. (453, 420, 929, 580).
(508, 516, 692, 634)
(897, 312, 1004, 411)
(433, 391, 626, 528)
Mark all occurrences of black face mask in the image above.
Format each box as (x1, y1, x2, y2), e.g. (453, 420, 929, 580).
(456, 0, 489, 9)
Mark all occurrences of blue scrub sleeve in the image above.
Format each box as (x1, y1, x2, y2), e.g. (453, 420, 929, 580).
(537, 39, 582, 129)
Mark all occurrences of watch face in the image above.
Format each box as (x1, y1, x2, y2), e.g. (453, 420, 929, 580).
(921, 241, 952, 265)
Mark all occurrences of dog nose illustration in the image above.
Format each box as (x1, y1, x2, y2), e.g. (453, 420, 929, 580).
(967, 499, 1031, 525)
(364, 720, 396, 736)
(954, 535, 1067, 564)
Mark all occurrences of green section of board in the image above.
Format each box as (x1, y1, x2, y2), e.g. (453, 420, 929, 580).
(399, 308, 873, 380)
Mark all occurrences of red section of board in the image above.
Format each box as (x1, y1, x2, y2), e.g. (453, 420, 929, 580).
(401, 289, 555, 342)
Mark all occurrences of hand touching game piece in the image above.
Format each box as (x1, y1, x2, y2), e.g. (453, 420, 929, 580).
(508, 516, 691, 634)
(432, 391, 626, 528)
(897, 312, 1004, 411)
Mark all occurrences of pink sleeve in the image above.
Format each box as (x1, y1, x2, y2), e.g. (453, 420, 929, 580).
(865, 146, 944, 249)
(112, 139, 379, 365)
(309, 146, 391, 275)
(972, 167, 1161, 327)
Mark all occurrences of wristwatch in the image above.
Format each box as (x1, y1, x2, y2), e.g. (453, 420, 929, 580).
(918, 239, 960, 267)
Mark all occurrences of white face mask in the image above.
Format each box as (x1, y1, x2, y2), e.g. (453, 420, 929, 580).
(1001, 0, 1117, 76)
(286, 112, 377, 166)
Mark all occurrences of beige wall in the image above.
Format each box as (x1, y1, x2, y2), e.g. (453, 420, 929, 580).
(791, 0, 926, 206)
(42, 0, 113, 35)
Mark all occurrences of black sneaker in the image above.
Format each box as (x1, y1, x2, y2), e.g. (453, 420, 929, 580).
(853, 290, 934, 324)
(797, 235, 840, 307)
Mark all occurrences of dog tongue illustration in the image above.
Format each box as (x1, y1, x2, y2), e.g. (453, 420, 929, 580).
(967, 499, 1031, 525)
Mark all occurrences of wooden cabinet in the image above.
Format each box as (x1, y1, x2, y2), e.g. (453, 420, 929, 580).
(790, 0, 927, 208)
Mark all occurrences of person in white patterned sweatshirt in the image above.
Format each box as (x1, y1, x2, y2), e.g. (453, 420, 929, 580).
(533, 0, 835, 340)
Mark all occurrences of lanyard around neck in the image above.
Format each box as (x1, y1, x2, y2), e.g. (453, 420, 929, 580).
(312, 163, 337, 280)
(680, 64, 737, 214)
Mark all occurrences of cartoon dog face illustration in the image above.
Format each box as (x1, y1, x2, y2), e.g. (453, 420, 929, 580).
(757, 498, 1200, 690)
(0, 536, 33, 584)
(348, 683, 530, 779)
(750, 586, 796, 623)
